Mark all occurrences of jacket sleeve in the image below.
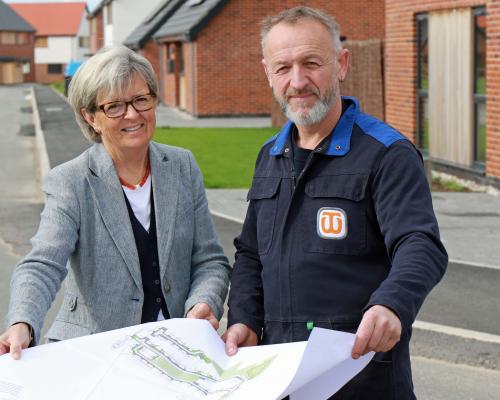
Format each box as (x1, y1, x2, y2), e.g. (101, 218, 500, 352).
(5, 168, 80, 344)
(184, 151, 231, 320)
(366, 140, 448, 332)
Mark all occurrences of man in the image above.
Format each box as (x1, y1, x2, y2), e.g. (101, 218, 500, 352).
(224, 6, 447, 399)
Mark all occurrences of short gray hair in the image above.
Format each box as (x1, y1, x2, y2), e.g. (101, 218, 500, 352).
(68, 45, 158, 142)
(261, 6, 342, 54)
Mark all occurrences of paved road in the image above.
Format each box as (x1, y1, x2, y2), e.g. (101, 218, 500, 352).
(0, 84, 42, 324)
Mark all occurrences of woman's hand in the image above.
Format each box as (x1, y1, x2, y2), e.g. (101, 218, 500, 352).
(0, 322, 32, 360)
(186, 303, 219, 330)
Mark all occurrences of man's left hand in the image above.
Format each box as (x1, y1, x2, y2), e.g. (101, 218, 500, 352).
(351, 305, 401, 359)
(186, 303, 219, 330)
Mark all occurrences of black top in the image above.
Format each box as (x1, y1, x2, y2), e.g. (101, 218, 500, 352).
(291, 130, 313, 176)
(123, 187, 170, 323)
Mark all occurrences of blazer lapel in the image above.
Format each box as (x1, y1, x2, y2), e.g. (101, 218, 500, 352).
(150, 142, 180, 281)
(87, 143, 142, 291)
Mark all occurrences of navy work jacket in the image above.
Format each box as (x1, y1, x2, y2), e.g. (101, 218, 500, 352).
(228, 97, 448, 399)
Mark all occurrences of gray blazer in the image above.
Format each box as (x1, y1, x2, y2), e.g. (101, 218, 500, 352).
(6, 142, 231, 343)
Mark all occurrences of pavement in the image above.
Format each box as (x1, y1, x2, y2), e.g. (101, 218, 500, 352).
(2, 83, 500, 399)
(156, 102, 271, 128)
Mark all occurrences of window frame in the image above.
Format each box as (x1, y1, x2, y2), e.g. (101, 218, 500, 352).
(47, 63, 63, 75)
(416, 13, 429, 154)
(473, 6, 487, 169)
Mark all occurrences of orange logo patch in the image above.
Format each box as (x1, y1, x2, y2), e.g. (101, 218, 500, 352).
(317, 208, 347, 239)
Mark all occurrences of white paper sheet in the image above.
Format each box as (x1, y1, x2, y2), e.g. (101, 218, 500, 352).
(0, 319, 374, 400)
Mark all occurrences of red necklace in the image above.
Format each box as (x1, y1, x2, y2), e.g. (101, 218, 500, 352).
(119, 160, 150, 190)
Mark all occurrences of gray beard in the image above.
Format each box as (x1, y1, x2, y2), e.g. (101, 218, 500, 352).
(277, 85, 337, 126)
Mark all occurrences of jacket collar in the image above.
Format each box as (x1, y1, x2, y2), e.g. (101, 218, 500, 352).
(269, 96, 360, 157)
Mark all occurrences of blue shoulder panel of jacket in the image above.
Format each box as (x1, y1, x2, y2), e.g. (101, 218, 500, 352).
(355, 112, 406, 148)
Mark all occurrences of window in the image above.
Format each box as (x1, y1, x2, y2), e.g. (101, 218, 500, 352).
(473, 7, 486, 166)
(0, 31, 17, 45)
(166, 44, 175, 73)
(78, 36, 89, 48)
(47, 64, 62, 74)
(16, 32, 29, 45)
(416, 14, 428, 153)
(22, 62, 30, 74)
(187, 0, 205, 6)
(35, 36, 48, 48)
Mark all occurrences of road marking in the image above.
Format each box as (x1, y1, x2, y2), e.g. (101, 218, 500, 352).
(44, 107, 62, 112)
(414, 320, 500, 344)
(449, 258, 500, 271)
(412, 355, 500, 373)
(210, 210, 244, 225)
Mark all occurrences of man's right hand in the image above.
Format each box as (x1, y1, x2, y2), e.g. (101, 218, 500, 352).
(222, 323, 258, 356)
(0, 323, 32, 360)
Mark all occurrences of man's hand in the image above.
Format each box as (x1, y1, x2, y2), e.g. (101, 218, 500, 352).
(0, 323, 32, 360)
(351, 305, 401, 359)
(222, 323, 258, 356)
(186, 303, 219, 330)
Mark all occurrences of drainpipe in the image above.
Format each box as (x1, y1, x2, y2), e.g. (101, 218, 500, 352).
(158, 43, 164, 103)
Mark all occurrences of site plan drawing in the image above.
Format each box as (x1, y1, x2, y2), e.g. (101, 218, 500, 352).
(126, 325, 275, 399)
(0, 319, 373, 400)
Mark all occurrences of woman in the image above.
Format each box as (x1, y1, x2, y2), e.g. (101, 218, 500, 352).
(0, 46, 231, 359)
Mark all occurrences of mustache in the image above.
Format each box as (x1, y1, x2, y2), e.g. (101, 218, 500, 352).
(285, 87, 320, 98)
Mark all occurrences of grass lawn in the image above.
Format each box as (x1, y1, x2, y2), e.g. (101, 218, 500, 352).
(154, 127, 277, 188)
(50, 82, 65, 95)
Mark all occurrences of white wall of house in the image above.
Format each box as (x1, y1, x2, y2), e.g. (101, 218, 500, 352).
(74, 12, 90, 60)
(104, 23, 113, 47)
(35, 36, 73, 64)
(36, 11, 90, 66)
(104, 0, 163, 45)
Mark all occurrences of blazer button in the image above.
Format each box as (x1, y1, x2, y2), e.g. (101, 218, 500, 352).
(69, 297, 77, 311)
(164, 281, 171, 293)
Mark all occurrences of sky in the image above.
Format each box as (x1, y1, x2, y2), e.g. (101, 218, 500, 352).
(4, 0, 101, 12)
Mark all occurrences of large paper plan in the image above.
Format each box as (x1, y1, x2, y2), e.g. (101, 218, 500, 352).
(0, 319, 373, 400)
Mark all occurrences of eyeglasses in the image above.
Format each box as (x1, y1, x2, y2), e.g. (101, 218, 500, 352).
(97, 93, 156, 118)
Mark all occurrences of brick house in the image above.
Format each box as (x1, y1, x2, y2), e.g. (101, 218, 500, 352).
(10, 2, 89, 84)
(385, 0, 499, 183)
(149, 0, 385, 117)
(87, 0, 164, 54)
(123, 0, 184, 79)
(0, 0, 35, 84)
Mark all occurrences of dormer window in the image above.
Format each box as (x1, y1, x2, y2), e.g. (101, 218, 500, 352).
(186, 0, 205, 7)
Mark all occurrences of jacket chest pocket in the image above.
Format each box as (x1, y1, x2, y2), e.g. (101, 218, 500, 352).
(302, 174, 368, 255)
(247, 177, 281, 255)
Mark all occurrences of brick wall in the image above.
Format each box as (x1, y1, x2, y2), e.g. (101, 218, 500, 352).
(0, 34, 35, 82)
(385, 0, 500, 180)
(35, 63, 65, 83)
(486, 1, 500, 178)
(192, 0, 384, 116)
(140, 39, 161, 81)
(89, 11, 103, 55)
